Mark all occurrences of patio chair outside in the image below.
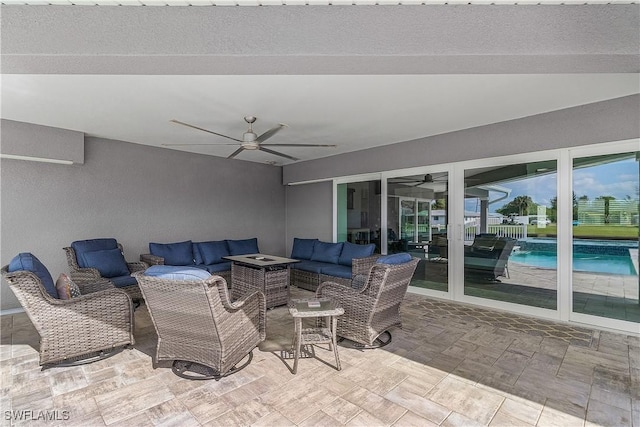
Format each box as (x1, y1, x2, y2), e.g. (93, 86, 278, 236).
(316, 255, 419, 348)
(2, 254, 135, 368)
(64, 238, 146, 300)
(134, 267, 266, 380)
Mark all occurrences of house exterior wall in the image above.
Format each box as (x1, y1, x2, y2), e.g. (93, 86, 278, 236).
(0, 122, 286, 310)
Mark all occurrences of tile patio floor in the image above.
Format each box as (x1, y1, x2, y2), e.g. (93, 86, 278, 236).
(1, 286, 639, 427)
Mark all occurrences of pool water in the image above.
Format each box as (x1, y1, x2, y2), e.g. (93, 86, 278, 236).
(510, 250, 637, 276)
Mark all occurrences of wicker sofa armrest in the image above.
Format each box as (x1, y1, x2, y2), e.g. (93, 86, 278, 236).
(140, 253, 164, 265)
(68, 266, 103, 284)
(351, 254, 382, 276)
(77, 279, 115, 294)
(127, 261, 148, 273)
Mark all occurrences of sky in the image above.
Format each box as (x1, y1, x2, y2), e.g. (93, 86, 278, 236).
(467, 156, 639, 214)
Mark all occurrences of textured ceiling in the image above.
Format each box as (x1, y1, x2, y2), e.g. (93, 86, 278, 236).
(2, 4, 638, 164)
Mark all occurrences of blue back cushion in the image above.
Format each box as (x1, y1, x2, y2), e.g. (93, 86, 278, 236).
(196, 240, 230, 265)
(8, 253, 58, 299)
(310, 241, 343, 264)
(376, 253, 412, 265)
(226, 238, 259, 256)
(81, 248, 130, 278)
(193, 243, 203, 265)
(71, 238, 119, 268)
(149, 241, 194, 266)
(338, 242, 376, 266)
(144, 265, 211, 281)
(290, 238, 318, 260)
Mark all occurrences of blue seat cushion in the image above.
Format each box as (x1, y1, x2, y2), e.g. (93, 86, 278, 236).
(149, 241, 194, 266)
(226, 238, 259, 256)
(8, 253, 58, 299)
(292, 260, 328, 274)
(192, 242, 203, 265)
(195, 240, 230, 265)
(376, 253, 412, 265)
(338, 242, 376, 266)
(199, 261, 232, 274)
(110, 275, 138, 288)
(71, 238, 119, 268)
(310, 241, 343, 264)
(81, 248, 130, 278)
(320, 264, 352, 279)
(291, 238, 318, 261)
(144, 265, 211, 281)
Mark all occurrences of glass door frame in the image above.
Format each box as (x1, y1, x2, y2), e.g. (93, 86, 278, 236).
(332, 139, 639, 335)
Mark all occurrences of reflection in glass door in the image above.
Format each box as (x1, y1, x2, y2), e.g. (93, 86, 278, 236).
(463, 160, 558, 309)
(572, 152, 639, 323)
(388, 173, 449, 292)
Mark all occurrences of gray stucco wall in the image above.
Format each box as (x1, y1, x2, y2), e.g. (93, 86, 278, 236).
(284, 181, 333, 257)
(1, 124, 285, 310)
(283, 95, 640, 184)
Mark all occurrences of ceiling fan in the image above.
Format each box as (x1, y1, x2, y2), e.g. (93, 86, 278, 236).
(390, 174, 447, 186)
(163, 116, 336, 161)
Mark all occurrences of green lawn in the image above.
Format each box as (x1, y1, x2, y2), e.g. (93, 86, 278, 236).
(528, 224, 639, 239)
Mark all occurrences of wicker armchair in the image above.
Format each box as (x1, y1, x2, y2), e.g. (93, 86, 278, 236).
(64, 238, 146, 301)
(134, 269, 266, 380)
(316, 256, 419, 348)
(1, 263, 135, 369)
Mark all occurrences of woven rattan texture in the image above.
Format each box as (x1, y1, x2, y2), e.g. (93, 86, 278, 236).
(1, 265, 135, 367)
(135, 272, 266, 376)
(316, 258, 419, 347)
(231, 264, 289, 308)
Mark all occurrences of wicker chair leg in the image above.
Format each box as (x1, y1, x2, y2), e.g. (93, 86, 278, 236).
(41, 346, 125, 370)
(337, 331, 392, 350)
(171, 351, 253, 381)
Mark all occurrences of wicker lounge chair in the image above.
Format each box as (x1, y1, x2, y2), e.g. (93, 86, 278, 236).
(64, 238, 146, 301)
(2, 257, 135, 369)
(134, 267, 266, 380)
(316, 255, 419, 348)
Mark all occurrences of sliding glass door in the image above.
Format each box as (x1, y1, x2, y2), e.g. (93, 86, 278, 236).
(462, 160, 558, 310)
(388, 173, 449, 292)
(571, 151, 639, 323)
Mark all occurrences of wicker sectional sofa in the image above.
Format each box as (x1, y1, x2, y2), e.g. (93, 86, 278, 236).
(289, 238, 379, 291)
(140, 238, 260, 285)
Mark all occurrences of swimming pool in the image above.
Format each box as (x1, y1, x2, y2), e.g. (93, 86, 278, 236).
(510, 239, 638, 276)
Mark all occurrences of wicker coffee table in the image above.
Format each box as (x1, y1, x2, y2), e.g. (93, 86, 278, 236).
(224, 254, 299, 309)
(288, 297, 344, 374)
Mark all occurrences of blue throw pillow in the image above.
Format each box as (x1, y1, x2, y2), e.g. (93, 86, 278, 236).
(71, 238, 119, 268)
(149, 241, 194, 266)
(82, 248, 130, 278)
(196, 240, 230, 265)
(8, 253, 58, 299)
(338, 242, 376, 266)
(310, 241, 343, 264)
(144, 265, 211, 281)
(291, 238, 318, 260)
(226, 238, 259, 256)
(376, 253, 412, 265)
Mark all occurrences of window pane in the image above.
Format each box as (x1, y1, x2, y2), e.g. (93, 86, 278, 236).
(388, 173, 449, 292)
(463, 160, 558, 309)
(337, 181, 381, 252)
(572, 152, 639, 323)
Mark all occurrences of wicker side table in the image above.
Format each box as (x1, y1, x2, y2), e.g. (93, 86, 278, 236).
(288, 297, 344, 374)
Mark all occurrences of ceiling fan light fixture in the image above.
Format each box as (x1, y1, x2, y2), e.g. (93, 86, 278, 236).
(242, 142, 260, 150)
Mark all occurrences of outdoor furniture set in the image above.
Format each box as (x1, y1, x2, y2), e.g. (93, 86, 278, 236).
(288, 238, 379, 291)
(3, 236, 418, 379)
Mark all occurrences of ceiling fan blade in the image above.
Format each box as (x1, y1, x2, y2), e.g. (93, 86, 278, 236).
(256, 124, 287, 143)
(170, 119, 243, 143)
(260, 144, 337, 147)
(162, 143, 240, 146)
(227, 147, 245, 159)
(259, 146, 299, 161)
